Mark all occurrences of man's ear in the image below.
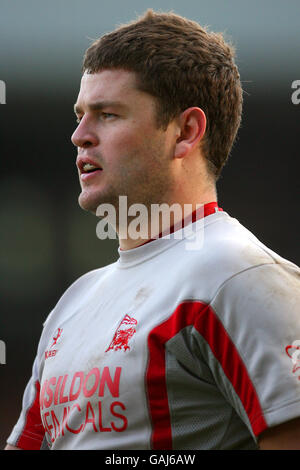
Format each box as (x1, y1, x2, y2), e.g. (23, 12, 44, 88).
(174, 107, 206, 159)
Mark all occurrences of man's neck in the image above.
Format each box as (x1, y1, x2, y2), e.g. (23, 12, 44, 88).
(118, 194, 218, 251)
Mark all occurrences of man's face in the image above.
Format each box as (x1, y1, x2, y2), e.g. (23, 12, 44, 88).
(72, 69, 177, 214)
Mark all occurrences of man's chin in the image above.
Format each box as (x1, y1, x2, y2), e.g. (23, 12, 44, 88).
(78, 190, 119, 214)
(78, 193, 99, 214)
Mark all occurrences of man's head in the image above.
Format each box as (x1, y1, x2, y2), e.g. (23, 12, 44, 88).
(82, 9, 243, 180)
(72, 68, 181, 213)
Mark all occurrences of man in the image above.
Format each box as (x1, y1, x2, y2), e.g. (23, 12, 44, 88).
(5, 10, 300, 450)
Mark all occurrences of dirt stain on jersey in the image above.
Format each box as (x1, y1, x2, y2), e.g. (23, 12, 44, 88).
(133, 286, 153, 309)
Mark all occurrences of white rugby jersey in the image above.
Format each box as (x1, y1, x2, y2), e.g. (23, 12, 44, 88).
(7, 203, 300, 450)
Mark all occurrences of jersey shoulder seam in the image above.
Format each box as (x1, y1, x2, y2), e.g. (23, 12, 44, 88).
(210, 261, 289, 306)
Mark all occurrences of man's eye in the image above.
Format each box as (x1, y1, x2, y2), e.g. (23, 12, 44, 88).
(100, 112, 116, 120)
(75, 113, 116, 124)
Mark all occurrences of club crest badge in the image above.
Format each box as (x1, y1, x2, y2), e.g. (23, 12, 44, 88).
(106, 315, 137, 352)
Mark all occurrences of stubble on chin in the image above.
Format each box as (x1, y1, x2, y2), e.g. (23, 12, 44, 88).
(78, 185, 123, 215)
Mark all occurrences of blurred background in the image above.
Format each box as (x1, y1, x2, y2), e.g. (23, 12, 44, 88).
(0, 0, 299, 448)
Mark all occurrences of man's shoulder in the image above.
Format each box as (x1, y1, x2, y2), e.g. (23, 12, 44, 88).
(60, 261, 117, 300)
(178, 212, 298, 295)
(42, 261, 118, 330)
(204, 211, 295, 268)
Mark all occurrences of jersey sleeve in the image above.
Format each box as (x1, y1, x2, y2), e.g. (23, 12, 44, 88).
(194, 261, 300, 440)
(6, 354, 46, 449)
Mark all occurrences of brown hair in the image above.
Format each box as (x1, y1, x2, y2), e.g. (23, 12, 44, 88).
(83, 9, 243, 180)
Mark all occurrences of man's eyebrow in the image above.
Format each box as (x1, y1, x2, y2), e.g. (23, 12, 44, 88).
(73, 100, 127, 114)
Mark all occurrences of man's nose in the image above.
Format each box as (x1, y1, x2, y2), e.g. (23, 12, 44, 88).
(71, 117, 98, 148)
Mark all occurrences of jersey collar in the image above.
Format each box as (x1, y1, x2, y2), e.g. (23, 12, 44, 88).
(117, 202, 223, 268)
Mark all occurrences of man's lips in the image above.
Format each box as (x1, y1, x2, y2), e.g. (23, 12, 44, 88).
(76, 156, 103, 175)
(76, 156, 103, 181)
(80, 169, 102, 181)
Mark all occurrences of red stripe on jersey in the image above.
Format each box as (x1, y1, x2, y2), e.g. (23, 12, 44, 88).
(146, 301, 267, 449)
(16, 380, 45, 450)
(194, 304, 268, 437)
(146, 302, 200, 449)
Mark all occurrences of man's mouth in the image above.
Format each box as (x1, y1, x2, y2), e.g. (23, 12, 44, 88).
(82, 163, 101, 173)
(79, 161, 103, 181)
(77, 157, 103, 181)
